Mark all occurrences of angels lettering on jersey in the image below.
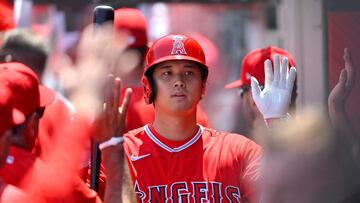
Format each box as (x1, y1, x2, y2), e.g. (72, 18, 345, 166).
(133, 180, 242, 203)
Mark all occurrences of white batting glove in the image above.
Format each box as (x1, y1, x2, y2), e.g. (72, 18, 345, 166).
(250, 54, 297, 119)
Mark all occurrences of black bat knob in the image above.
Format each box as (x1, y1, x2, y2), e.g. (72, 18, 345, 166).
(93, 5, 114, 25)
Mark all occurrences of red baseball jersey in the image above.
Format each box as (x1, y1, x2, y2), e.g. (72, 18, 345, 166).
(88, 87, 210, 200)
(35, 92, 74, 158)
(123, 124, 262, 203)
(0, 146, 37, 186)
(121, 86, 210, 133)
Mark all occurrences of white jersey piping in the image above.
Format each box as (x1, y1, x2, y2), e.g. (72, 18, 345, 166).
(144, 124, 203, 153)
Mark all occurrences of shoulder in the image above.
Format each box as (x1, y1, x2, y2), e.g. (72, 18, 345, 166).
(123, 125, 149, 148)
(124, 126, 146, 139)
(123, 125, 156, 157)
(202, 127, 262, 153)
(202, 127, 254, 142)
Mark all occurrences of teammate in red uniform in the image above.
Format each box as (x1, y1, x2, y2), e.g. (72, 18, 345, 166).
(97, 34, 297, 202)
(225, 46, 297, 137)
(0, 29, 75, 159)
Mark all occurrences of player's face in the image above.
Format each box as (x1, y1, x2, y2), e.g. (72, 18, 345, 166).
(241, 90, 264, 129)
(10, 110, 41, 151)
(153, 60, 203, 115)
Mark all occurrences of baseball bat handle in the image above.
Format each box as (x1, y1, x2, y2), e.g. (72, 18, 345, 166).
(90, 5, 114, 191)
(93, 5, 114, 25)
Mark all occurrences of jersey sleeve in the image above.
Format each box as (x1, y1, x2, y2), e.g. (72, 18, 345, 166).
(239, 139, 262, 203)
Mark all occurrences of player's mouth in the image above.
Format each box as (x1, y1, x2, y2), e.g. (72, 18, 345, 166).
(171, 92, 186, 98)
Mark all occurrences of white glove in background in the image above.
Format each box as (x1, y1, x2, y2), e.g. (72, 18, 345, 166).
(251, 54, 297, 119)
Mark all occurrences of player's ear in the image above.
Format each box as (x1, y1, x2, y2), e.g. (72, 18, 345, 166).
(201, 85, 206, 96)
(141, 76, 151, 104)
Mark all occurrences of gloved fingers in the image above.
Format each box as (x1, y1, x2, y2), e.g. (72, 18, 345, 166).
(273, 54, 280, 82)
(251, 76, 262, 102)
(264, 59, 274, 88)
(280, 57, 288, 86)
(286, 67, 297, 91)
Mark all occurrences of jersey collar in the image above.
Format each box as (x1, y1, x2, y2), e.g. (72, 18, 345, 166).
(144, 124, 203, 153)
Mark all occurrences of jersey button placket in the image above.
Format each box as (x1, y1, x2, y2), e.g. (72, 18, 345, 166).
(172, 153, 180, 177)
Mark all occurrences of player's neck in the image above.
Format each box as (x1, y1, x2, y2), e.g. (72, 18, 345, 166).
(152, 111, 198, 141)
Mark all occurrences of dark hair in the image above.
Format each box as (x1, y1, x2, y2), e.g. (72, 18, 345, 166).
(0, 29, 50, 77)
(144, 62, 208, 104)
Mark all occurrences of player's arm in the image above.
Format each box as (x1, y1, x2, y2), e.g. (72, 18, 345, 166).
(328, 48, 359, 157)
(240, 139, 262, 203)
(250, 54, 296, 128)
(93, 75, 132, 203)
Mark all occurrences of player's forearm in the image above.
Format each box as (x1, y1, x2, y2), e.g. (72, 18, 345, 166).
(329, 108, 359, 156)
(102, 144, 124, 203)
(329, 107, 355, 133)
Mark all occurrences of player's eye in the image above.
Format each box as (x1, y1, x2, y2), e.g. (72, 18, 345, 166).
(185, 71, 194, 76)
(162, 71, 171, 76)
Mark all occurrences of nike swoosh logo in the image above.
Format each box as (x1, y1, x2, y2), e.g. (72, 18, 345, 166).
(130, 153, 151, 161)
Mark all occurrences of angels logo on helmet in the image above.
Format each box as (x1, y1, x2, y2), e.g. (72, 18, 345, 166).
(171, 36, 187, 55)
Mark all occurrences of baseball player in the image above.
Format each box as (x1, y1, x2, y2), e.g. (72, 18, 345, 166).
(96, 34, 297, 202)
(0, 62, 54, 185)
(0, 28, 75, 159)
(114, 8, 209, 133)
(259, 48, 359, 203)
(0, 62, 104, 202)
(0, 30, 101, 202)
(225, 46, 297, 136)
(0, 62, 55, 151)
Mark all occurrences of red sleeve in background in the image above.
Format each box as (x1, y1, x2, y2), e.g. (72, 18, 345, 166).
(21, 116, 102, 202)
(35, 93, 73, 158)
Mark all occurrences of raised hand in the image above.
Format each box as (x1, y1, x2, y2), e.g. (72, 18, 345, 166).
(93, 75, 132, 143)
(328, 48, 356, 121)
(251, 54, 296, 119)
(95, 75, 132, 203)
(327, 48, 358, 156)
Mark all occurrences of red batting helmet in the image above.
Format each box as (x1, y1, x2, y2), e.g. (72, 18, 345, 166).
(142, 34, 208, 104)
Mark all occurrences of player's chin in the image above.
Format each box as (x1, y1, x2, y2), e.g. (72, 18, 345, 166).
(173, 103, 198, 113)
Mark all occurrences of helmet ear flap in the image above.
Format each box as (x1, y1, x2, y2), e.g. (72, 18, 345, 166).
(141, 76, 151, 104)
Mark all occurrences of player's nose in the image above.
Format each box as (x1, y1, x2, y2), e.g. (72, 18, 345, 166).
(173, 78, 186, 88)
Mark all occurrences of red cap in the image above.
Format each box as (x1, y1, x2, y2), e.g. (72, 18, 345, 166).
(0, 85, 25, 135)
(0, 62, 55, 116)
(225, 46, 296, 89)
(114, 8, 148, 48)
